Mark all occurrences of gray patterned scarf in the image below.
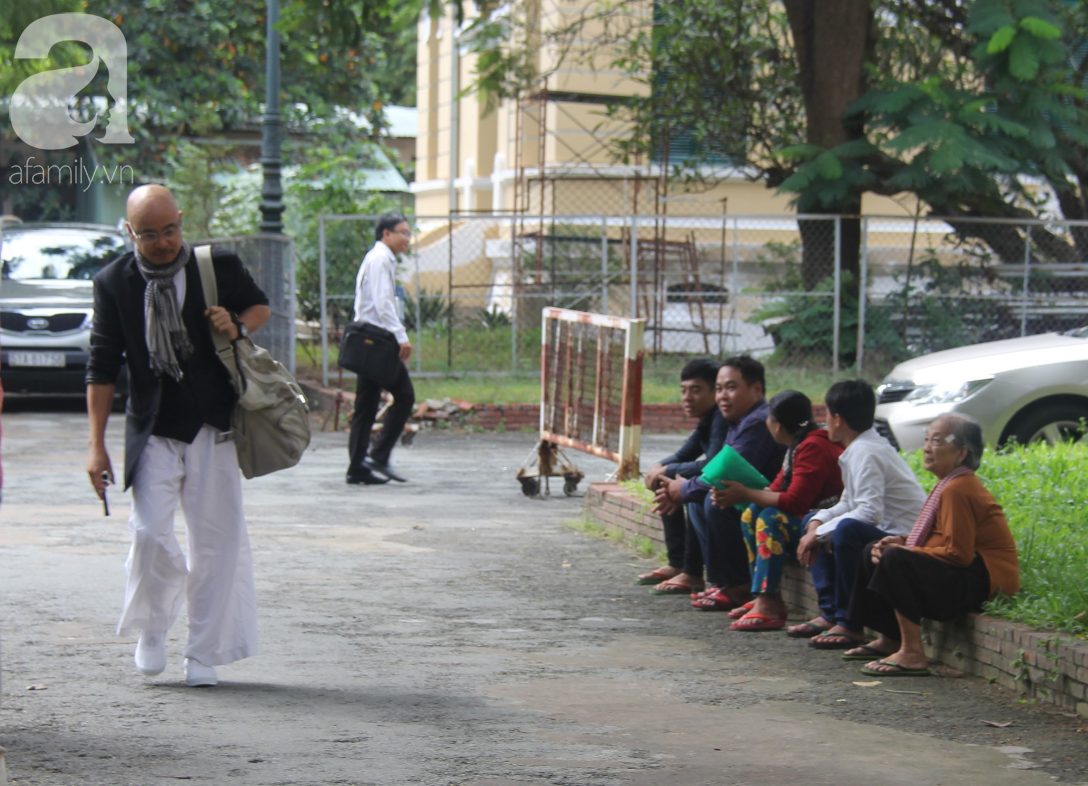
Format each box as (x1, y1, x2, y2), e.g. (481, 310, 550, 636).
(134, 241, 194, 381)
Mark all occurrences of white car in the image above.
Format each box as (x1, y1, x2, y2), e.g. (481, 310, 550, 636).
(1, 223, 128, 398)
(874, 326, 1088, 452)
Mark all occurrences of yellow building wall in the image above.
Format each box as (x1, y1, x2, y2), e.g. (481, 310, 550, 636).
(411, 2, 929, 222)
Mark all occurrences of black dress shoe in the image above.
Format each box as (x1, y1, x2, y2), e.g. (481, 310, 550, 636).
(346, 470, 390, 485)
(363, 456, 407, 483)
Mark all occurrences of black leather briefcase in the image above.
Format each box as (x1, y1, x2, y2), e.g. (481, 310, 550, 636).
(338, 322, 401, 388)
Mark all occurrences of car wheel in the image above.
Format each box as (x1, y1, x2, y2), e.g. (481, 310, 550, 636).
(1009, 403, 1088, 446)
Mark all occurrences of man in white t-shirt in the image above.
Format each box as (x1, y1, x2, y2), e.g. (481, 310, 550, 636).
(791, 379, 927, 649)
(346, 214, 415, 485)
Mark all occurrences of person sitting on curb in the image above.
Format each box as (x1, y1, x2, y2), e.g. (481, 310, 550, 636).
(654, 356, 786, 612)
(709, 390, 843, 631)
(846, 414, 1020, 676)
(791, 380, 927, 648)
(639, 358, 725, 596)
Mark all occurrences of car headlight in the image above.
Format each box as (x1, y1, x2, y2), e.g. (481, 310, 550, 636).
(904, 378, 994, 407)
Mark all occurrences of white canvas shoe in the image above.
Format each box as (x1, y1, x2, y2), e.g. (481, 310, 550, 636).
(134, 631, 167, 676)
(184, 658, 218, 687)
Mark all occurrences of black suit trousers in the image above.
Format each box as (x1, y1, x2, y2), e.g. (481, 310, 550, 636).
(348, 360, 415, 470)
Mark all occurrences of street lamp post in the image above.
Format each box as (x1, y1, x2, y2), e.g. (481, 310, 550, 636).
(260, 0, 284, 234)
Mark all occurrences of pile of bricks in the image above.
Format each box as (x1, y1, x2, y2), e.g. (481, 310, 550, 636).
(583, 481, 1088, 717)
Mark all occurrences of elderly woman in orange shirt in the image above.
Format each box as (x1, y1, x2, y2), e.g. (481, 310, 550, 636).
(844, 413, 1020, 677)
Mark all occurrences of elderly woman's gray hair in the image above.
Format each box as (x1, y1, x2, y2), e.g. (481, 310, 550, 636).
(935, 414, 984, 470)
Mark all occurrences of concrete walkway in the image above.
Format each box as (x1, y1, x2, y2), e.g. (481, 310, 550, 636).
(0, 410, 1085, 785)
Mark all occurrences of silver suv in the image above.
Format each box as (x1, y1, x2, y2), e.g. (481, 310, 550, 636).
(1, 223, 129, 397)
(874, 326, 1088, 452)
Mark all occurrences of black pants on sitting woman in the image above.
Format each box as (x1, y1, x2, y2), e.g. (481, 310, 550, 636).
(849, 542, 990, 646)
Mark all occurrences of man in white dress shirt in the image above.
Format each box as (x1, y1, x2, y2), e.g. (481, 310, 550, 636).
(346, 214, 415, 485)
(791, 380, 927, 648)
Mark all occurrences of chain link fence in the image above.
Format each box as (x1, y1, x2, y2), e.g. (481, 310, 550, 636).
(858, 216, 1088, 375)
(313, 213, 1088, 386)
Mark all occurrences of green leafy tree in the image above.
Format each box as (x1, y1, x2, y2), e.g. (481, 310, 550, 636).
(283, 143, 405, 326)
(0, 1, 419, 214)
(781, 0, 1088, 266)
(453, 0, 1088, 286)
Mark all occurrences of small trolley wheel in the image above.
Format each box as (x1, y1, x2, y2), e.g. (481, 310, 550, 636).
(563, 477, 580, 496)
(519, 477, 541, 498)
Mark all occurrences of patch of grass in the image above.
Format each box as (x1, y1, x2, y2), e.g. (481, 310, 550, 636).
(620, 479, 656, 504)
(634, 535, 663, 560)
(568, 514, 606, 538)
(414, 377, 542, 405)
(296, 334, 857, 405)
(905, 442, 1088, 637)
(567, 514, 667, 563)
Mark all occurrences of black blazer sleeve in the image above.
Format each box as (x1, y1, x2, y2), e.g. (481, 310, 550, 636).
(660, 426, 707, 479)
(86, 261, 127, 385)
(212, 247, 269, 315)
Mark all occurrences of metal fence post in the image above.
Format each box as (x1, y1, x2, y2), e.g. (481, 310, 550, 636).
(858, 217, 868, 375)
(833, 215, 842, 374)
(601, 215, 609, 314)
(319, 215, 328, 387)
(509, 217, 518, 372)
(1021, 224, 1032, 337)
(412, 227, 422, 374)
(629, 214, 638, 318)
(284, 237, 296, 375)
(447, 215, 454, 371)
(730, 217, 739, 354)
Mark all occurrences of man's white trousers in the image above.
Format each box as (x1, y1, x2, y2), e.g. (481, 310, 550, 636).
(117, 425, 258, 666)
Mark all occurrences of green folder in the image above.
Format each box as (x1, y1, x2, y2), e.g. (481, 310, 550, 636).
(698, 445, 770, 510)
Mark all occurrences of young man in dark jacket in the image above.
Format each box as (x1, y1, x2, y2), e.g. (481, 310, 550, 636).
(639, 358, 725, 595)
(655, 355, 787, 611)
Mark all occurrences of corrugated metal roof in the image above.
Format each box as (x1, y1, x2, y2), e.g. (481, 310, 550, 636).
(215, 147, 410, 193)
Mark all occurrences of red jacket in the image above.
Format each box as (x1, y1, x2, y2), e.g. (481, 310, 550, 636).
(768, 429, 844, 516)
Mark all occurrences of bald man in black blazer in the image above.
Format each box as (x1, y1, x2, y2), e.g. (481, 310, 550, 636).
(86, 185, 270, 687)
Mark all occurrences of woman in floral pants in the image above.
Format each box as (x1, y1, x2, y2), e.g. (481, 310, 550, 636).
(710, 391, 844, 631)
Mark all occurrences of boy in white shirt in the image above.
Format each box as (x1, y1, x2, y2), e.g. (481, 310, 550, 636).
(790, 380, 927, 648)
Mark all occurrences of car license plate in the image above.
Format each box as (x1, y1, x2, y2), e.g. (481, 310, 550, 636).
(8, 351, 66, 368)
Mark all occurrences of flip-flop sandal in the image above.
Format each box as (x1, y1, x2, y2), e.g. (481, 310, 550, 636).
(691, 588, 743, 611)
(727, 601, 756, 619)
(842, 644, 896, 661)
(859, 659, 932, 677)
(808, 631, 865, 650)
(729, 612, 787, 632)
(649, 579, 702, 596)
(786, 620, 831, 639)
(637, 568, 677, 585)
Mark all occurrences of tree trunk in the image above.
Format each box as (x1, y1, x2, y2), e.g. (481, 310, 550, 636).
(784, 0, 874, 292)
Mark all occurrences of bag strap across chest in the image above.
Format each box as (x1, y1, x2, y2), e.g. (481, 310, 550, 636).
(194, 245, 242, 390)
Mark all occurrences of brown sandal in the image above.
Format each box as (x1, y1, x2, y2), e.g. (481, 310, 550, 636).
(649, 578, 704, 595)
(637, 567, 678, 585)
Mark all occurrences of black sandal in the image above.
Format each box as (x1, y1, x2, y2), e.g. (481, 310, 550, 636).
(786, 620, 830, 639)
